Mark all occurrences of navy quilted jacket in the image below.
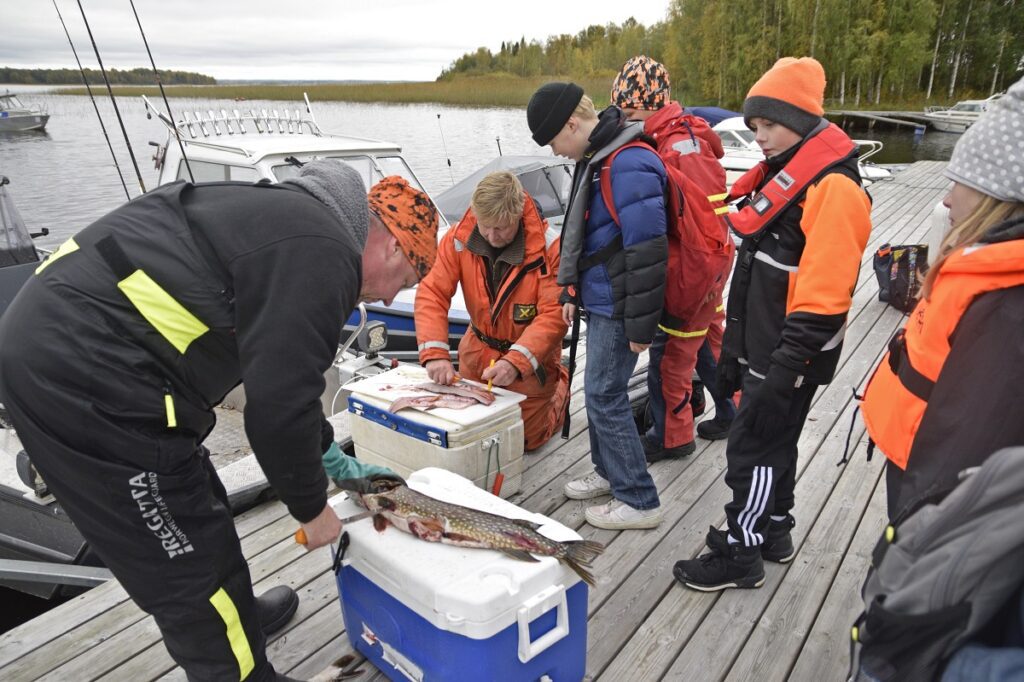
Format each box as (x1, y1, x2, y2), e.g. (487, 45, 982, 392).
(581, 144, 668, 343)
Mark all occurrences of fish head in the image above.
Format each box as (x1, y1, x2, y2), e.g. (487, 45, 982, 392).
(335, 476, 405, 509)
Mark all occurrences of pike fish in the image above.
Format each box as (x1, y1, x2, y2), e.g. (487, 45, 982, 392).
(338, 478, 605, 586)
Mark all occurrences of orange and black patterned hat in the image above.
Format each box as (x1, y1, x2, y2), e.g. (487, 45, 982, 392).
(368, 176, 439, 280)
(611, 55, 671, 111)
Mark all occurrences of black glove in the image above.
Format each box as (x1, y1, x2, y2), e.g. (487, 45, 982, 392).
(715, 356, 744, 397)
(749, 364, 801, 440)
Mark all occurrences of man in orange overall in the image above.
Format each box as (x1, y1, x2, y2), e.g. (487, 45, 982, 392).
(415, 170, 569, 451)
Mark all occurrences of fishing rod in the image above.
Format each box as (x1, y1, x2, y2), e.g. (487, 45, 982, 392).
(52, 0, 131, 201)
(436, 113, 455, 186)
(128, 0, 194, 183)
(75, 0, 147, 195)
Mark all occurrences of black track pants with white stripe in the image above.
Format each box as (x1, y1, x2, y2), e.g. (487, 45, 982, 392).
(724, 371, 817, 547)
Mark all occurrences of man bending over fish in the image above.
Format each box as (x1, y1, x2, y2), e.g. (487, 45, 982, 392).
(0, 161, 434, 682)
(415, 171, 569, 451)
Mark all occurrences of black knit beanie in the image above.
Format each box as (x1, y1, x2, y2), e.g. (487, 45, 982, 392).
(527, 82, 584, 146)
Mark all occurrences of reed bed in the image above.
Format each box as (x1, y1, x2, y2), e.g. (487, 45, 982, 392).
(58, 74, 619, 108)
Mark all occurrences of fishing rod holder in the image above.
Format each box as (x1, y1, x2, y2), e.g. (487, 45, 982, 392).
(142, 95, 323, 140)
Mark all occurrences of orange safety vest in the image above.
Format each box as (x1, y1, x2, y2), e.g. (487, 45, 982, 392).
(861, 237, 1024, 469)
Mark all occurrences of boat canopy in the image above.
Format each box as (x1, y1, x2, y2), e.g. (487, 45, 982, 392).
(689, 106, 742, 127)
(434, 155, 574, 225)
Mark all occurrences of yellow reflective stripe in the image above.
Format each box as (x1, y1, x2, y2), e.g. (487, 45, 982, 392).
(708, 193, 729, 202)
(658, 324, 709, 338)
(716, 303, 725, 312)
(714, 206, 730, 215)
(164, 394, 177, 428)
(209, 587, 255, 681)
(35, 238, 80, 274)
(117, 270, 208, 354)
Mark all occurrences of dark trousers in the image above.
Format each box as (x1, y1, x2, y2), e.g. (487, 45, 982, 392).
(724, 371, 817, 547)
(3, 391, 276, 675)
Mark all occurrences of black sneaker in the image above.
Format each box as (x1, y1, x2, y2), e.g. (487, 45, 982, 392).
(696, 415, 733, 441)
(761, 514, 796, 563)
(257, 585, 300, 635)
(673, 527, 765, 591)
(642, 436, 696, 463)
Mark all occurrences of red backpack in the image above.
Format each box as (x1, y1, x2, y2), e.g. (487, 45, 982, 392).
(600, 119, 734, 334)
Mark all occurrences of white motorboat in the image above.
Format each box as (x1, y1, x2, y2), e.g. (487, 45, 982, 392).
(924, 94, 1001, 133)
(712, 116, 893, 187)
(0, 91, 49, 132)
(144, 95, 468, 362)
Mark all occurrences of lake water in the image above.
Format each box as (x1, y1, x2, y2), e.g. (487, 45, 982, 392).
(1, 85, 958, 252)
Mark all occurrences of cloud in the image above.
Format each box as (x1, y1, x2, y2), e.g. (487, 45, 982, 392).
(5, 0, 668, 81)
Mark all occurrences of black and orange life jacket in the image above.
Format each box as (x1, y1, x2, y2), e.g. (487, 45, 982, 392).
(861, 231, 1024, 470)
(721, 120, 865, 382)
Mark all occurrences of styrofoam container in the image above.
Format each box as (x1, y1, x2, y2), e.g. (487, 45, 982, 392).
(345, 366, 526, 498)
(331, 468, 587, 682)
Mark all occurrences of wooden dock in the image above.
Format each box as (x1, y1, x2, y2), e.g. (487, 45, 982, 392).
(829, 109, 931, 132)
(0, 161, 950, 681)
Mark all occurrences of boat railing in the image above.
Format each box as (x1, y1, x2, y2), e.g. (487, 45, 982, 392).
(855, 139, 884, 163)
(142, 94, 323, 140)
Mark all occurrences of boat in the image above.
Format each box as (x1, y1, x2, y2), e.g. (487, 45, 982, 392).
(0, 91, 49, 132)
(924, 94, 1001, 133)
(143, 94, 468, 363)
(710, 115, 893, 187)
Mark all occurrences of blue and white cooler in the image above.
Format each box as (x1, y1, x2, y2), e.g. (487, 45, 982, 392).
(345, 366, 526, 498)
(331, 468, 588, 682)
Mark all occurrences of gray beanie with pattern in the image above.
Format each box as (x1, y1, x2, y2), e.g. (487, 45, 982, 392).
(944, 76, 1024, 203)
(285, 159, 369, 248)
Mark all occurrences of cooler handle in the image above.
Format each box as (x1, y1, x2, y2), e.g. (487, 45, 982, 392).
(517, 583, 569, 663)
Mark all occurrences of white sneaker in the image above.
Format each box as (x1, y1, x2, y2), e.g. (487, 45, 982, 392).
(563, 471, 612, 500)
(585, 499, 663, 530)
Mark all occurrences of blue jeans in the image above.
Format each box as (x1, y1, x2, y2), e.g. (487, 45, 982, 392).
(584, 313, 660, 510)
(696, 339, 736, 422)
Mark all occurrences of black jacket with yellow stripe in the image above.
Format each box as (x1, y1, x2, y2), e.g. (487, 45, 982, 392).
(22, 180, 361, 522)
(726, 152, 873, 384)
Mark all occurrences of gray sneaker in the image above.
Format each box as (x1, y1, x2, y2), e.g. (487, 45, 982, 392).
(563, 471, 612, 500)
(585, 499, 663, 529)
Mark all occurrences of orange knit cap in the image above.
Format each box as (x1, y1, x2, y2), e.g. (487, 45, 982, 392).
(743, 57, 826, 135)
(368, 176, 439, 280)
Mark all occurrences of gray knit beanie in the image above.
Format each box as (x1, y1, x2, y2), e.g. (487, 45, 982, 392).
(944, 76, 1024, 203)
(285, 159, 369, 248)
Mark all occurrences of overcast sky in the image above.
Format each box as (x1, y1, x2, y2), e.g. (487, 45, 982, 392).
(4, 1, 670, 82)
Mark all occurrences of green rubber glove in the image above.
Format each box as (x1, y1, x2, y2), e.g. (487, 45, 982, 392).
(321, 442, 404, 486)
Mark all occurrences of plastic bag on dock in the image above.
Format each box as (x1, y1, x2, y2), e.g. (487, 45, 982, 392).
(873, 243, 928, 313)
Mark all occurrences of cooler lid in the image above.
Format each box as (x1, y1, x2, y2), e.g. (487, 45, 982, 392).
(344, 365, 525, 433)
(332, 468, 582, 637)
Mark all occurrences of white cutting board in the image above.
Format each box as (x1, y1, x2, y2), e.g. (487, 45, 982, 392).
(345, 365, 526, 430)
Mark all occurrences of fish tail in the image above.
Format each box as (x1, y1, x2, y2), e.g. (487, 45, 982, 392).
(561, 540, 605, 586)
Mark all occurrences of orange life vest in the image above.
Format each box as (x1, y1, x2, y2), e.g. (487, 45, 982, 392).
(861, 237, 1024, 469)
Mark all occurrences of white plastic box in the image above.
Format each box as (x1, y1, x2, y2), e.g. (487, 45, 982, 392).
(331, 468, 587, 682)
(345, 366, 526, 498)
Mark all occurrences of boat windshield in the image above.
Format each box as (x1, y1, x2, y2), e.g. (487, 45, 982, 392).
(717, 128, 756, 150)
(271, 155, 424, 191)
(0, 94, 25, 110)
(951, 102, 984, 113)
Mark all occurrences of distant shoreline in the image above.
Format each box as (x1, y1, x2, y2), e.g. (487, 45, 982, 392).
(34, 75, 963, 111)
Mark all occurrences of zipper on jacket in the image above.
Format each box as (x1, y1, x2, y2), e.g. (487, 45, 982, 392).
(163, 383, 178, 429)
(490, 257, 545, 325)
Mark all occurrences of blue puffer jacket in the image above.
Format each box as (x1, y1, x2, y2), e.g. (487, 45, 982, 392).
(581, 144, 668, 343)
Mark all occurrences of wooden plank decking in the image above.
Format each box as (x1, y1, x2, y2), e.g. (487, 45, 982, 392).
(0, 161, 950, 681)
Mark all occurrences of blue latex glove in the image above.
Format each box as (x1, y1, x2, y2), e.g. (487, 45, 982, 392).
(321, 442, 403, 486)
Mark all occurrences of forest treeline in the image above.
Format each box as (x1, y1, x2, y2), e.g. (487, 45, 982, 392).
(0, 67, 216, 86)
(439, 0, 1024, 108)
